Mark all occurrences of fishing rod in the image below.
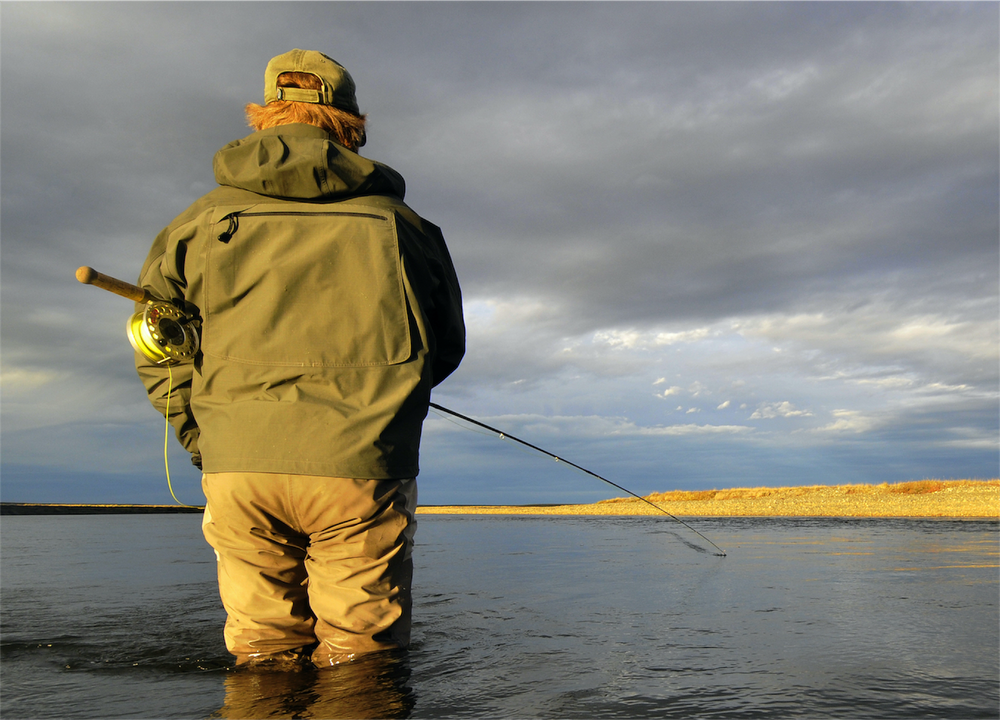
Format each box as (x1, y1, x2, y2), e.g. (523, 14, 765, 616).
(77, 266, 726, 555)
(429, 403, 727, 557)
(75, 266, 200, 366)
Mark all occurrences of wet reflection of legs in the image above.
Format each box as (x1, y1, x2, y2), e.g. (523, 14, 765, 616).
(213, 649, 415, 719)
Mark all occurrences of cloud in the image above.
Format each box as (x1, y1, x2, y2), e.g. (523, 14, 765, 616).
(1, 2, 997, 503)
(749, 402, 814, 421)
(814, 410, 877, 435)
(0, 367, 60, 390)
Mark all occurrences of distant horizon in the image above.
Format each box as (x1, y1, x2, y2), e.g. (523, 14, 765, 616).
(4, 477, 996, 513)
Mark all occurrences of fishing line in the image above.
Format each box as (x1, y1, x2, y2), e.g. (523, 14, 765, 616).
(428, 403, 727, 557)
(163, 365, 183, 505)
(162, 366, 200, 508)
(75, 267, 201, 508)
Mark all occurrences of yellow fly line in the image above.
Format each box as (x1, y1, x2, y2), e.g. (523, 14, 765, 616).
(75, 266, 202, 508)
(163, 365, 184, 505)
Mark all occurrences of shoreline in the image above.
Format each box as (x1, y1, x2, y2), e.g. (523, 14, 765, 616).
(4, 480, 997, 518)
(417, 480, 1000, 518)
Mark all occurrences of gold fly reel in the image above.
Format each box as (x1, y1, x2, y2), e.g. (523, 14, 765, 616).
(126, 301, 199, 365)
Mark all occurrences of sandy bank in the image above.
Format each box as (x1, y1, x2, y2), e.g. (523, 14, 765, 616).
(416, 480, 1000, 518)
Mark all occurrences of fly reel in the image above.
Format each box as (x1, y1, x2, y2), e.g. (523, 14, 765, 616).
(76, 266, 200, 366)
(126, 300, 199, 366)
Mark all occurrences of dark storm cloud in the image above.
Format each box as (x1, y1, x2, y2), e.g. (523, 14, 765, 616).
(398, 2, 997, 328)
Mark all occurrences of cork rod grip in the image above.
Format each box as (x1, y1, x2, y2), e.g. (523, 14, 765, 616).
(76, 266, 154, 304)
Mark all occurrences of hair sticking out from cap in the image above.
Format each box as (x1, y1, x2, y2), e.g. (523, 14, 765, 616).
(245, 70, 367, 150)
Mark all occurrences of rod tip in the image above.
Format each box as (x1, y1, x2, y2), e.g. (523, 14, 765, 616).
(76, 266, 97, 284)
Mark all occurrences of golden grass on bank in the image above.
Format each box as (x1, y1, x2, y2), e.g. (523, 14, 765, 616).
(416, 479, 999, 517)
(599, 479, 998, 505)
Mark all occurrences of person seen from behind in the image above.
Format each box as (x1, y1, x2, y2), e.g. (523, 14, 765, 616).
(134, 49, 465, 669)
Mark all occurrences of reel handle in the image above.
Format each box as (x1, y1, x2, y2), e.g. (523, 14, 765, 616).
(76, 266, 154, 304)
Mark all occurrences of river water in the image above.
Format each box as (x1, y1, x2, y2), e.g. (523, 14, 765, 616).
(1, 513, 997, 719)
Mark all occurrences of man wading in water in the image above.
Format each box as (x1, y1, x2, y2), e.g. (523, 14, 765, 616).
(134, 49, 465, 669)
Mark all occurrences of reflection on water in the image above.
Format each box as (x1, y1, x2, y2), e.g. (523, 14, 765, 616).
(1, 514, 997, 719)
(211, 650, 414, 719)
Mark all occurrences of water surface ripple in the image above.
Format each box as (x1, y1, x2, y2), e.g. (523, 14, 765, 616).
(2, 514, 996, 718)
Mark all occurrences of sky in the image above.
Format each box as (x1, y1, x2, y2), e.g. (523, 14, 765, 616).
(2, 1, 997, 506)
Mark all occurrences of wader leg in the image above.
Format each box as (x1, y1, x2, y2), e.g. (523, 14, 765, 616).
(202, 474, 317, 664)
(202, 473, 418, 669)
(303, 478, 418, 667)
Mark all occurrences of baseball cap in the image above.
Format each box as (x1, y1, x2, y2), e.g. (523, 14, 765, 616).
(264, 49, 360, 115)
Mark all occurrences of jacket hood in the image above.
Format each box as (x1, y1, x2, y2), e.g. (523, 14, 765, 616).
(213, 124, 405, 201)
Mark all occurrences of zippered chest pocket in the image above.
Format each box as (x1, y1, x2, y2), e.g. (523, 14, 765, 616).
(203, 206, 412, 368)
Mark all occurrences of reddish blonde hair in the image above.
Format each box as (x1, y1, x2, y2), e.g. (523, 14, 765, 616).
(245, 71, 367, 151)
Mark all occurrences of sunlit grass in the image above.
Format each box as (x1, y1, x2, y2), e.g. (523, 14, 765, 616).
(418, 478, 998, 517)
(598, 479, 999, 504)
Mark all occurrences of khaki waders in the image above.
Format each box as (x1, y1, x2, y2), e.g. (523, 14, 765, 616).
(201, 472, 417, 668)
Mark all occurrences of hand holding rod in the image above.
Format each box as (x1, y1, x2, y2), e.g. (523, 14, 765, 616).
(76, 266, 154, 304)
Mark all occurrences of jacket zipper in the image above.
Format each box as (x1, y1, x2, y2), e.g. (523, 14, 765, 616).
(217, 209, 387, 243)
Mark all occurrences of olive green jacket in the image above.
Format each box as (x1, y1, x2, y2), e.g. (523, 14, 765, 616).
(135, 124, 465, 479)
